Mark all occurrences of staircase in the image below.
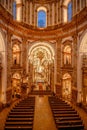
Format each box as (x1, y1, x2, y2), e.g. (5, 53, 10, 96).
(5, 96, 35, 130)
(48, 96, 84, 130)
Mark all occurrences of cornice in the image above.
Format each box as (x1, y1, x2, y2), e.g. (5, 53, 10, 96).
(30, 0, 59, 4)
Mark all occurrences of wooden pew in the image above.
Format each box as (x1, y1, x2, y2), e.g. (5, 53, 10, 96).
(48, 96, 84, 130)
(5, 96, 35, 130)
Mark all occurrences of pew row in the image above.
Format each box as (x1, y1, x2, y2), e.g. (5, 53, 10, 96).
(48, 96, 84, 130)
(5, 96, 35, 130)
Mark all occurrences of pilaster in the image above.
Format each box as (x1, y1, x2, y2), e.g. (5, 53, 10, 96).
(22, 38, 27, 70)
(16, 0, 22, 21)
(7, 32, 12, 89)
(72, 34, 78, 88)
(56, 38, 62, 83)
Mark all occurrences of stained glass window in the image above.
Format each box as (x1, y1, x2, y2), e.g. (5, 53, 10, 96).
(38, 10, 46, 28)
(68, 2, 72, 21)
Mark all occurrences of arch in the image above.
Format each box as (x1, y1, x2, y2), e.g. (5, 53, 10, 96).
(12, 72, 21, 79)
(0, 29, 7, 104)
(79, 33, 87, 53)
(37, 7, 47, 28)
(63, 0, 71, 6)
(13, 44, 20, 52)
(64, 45, 71, 52)
(37, 7, 47, 12)
(28, 41, 55, 59)
(62, 73, 72, 101)
(62, 73, 71, 79)
(77, 32, 87, 103)
(27, 41, 55, 92)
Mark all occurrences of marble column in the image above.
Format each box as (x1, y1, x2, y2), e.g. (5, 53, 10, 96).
(52, 3, 54, 25)
(86, 0, 87, 6)
(26, 0, 28, 23)
(58, 1, 60, 23)
(73, 0, 76, 16)
(79, 0, 82, 10)
(32, 2, 34, 25)
(16, 0, 22, 21)
(30, 2, 32, 25)
(28, 1, 30, 24)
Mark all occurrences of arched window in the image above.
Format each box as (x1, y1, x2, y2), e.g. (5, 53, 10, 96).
(12, 44, 20, 65)
(13, 1, 16, 20)
(37, 10, 46, 28)
(63, 45, 71, 65)
(68, 1, 72, 21)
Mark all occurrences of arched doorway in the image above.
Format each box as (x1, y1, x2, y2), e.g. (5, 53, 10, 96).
(77, 32, 87, 105)
(62, 73, 72, 101)
(28, 42, 55, 91)
(0, 30, 7, 104)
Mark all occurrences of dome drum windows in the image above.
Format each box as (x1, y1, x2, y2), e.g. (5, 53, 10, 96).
(37, 7, 47, 28)
(68, 1, 72, 21)
(1, 0, 86, 25)
(38, 10, 46, 28)
(13, 1, 16, 20)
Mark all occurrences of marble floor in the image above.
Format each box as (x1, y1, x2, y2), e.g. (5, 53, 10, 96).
(0, 96, 87, 130)
(33, 96, 57, 130)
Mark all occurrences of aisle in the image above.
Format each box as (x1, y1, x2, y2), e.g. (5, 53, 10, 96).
(33, 96, 57, 130)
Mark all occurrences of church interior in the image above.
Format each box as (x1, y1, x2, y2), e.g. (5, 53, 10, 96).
(0, 0, 87, 129)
